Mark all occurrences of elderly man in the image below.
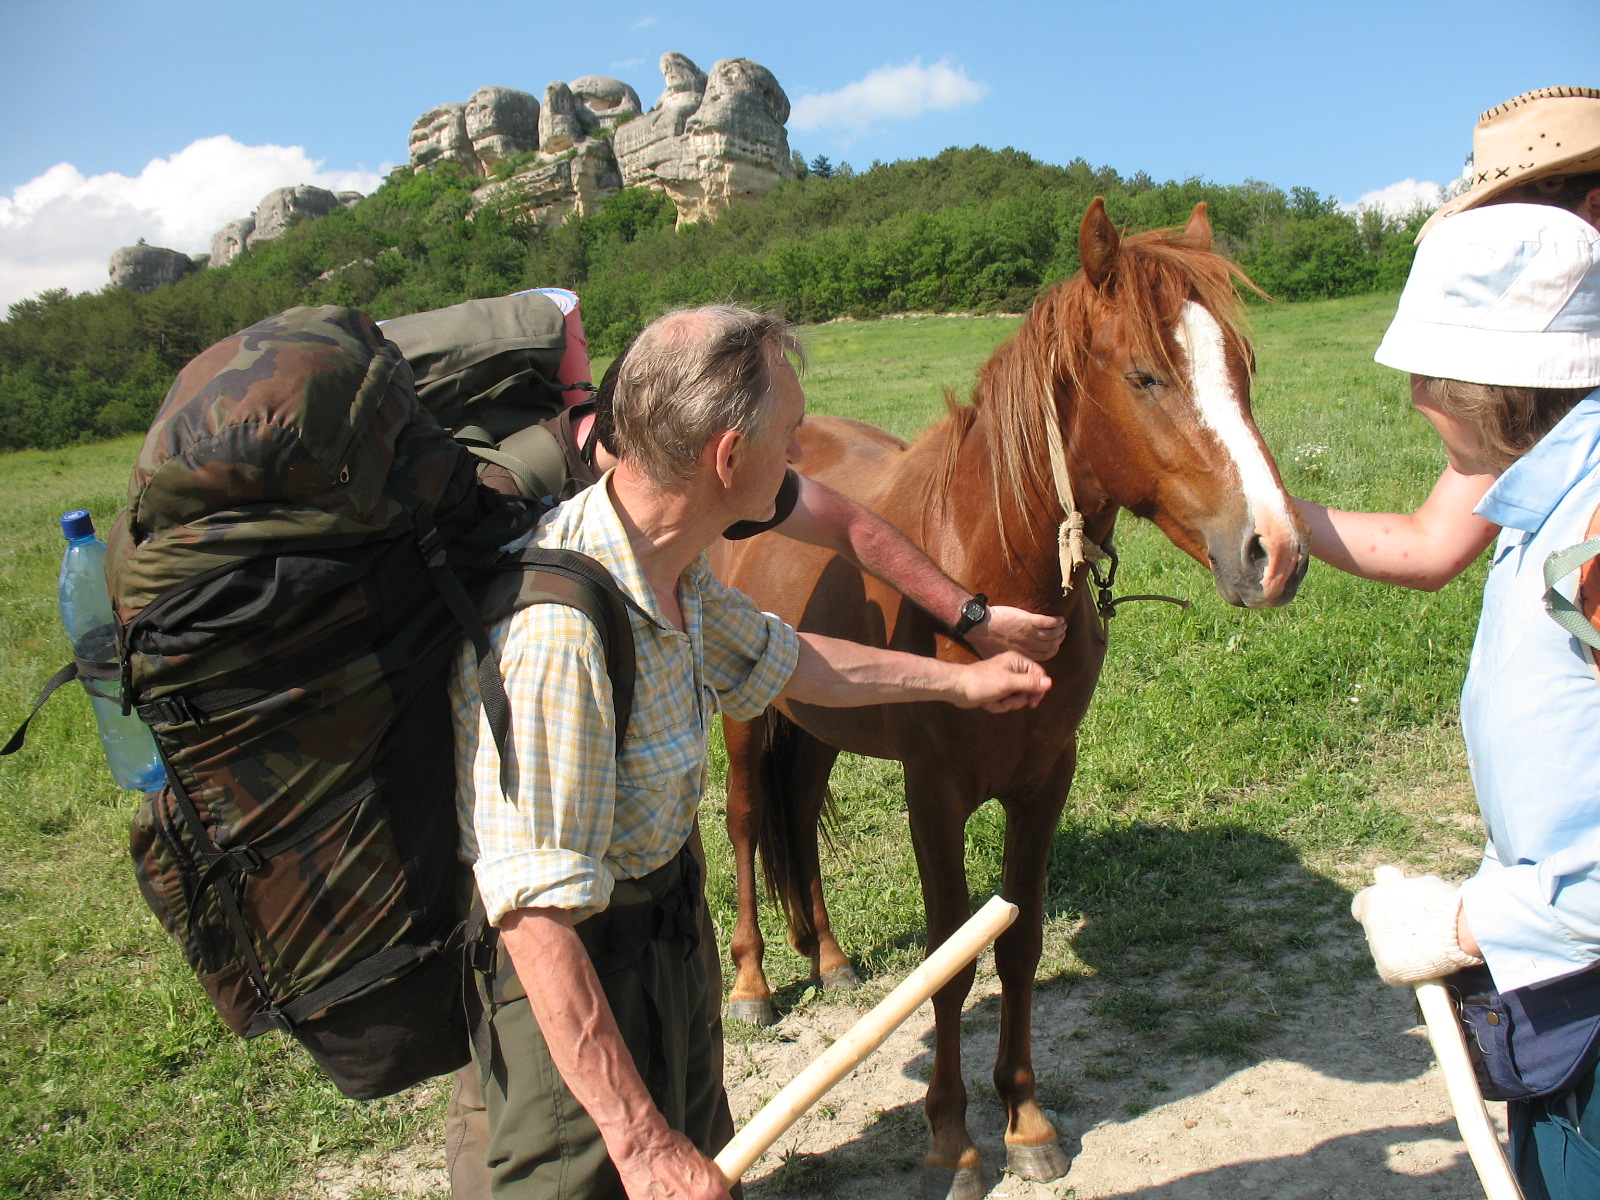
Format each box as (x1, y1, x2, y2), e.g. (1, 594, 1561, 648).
(449, 304, 1049, 1200)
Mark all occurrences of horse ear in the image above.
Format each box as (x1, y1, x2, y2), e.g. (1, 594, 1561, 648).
(1079, 197, 1119, 292)
(1183, 202, 1212, 250)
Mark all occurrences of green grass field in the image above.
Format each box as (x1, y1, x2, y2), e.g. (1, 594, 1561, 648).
(0, 291, 1484, 1198)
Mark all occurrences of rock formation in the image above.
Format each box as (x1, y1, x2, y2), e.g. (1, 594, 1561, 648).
(411, 55, 792, 227)
(473, 141, 624, 227)
(613, 53, 794, 225)
(408, 102, 478, 173)
(569, 76, 643, 134)
(465, 87, 540, 172)
(210, 218, 254, 268)
(538, 82, 587, 154)
(463, 79, 638, 226)
(248, 186, 341, 250)
(108, 244, 196, 293)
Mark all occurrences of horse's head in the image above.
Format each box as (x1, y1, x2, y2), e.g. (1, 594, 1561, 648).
(985, 198, 1308, 608)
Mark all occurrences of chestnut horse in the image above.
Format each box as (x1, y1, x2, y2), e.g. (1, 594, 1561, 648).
(710, 199, 1309, 1196)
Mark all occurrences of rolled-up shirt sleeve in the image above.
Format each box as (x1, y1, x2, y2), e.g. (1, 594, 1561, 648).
(695, 564, 800, 720)
(1460, 829, 1600, 992)
(463, 604, 620, 926)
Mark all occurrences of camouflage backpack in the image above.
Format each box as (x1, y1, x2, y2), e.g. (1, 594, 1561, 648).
(103, 305, 634, 1099)
(381, 291, 584, 503)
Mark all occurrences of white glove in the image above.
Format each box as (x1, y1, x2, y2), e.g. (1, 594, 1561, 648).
(1350, 873, 1484, 986)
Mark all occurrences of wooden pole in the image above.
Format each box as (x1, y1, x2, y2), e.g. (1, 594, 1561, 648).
(714, 894, 1019, 1185)
(1373, 866, 1523, 1200)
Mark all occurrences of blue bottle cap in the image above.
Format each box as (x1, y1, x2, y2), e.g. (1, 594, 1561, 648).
(60, 510, 94, 540)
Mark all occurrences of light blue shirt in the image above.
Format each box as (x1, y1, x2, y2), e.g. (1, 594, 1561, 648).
(1460, 389, 1600, 992)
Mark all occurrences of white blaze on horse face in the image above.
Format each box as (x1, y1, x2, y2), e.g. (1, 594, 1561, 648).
(1175, 301, 1295, 537)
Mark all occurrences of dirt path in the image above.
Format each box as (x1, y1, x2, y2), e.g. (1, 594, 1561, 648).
(723, 959, 1495, 1200)
(304, 957, 1500, 1200)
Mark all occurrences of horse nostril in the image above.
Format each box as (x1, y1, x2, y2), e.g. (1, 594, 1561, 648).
(1245, 535, 1268, 567)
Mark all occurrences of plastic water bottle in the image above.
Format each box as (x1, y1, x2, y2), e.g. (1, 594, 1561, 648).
(57, 510, 166, 792)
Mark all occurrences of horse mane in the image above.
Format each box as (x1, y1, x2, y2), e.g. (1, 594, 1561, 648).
(937, 220, 1266, 564)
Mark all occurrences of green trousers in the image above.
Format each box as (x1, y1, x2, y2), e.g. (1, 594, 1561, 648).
(458, 845, 734, 1200)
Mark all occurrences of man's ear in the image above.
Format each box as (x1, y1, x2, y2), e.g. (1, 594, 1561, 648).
(709, 427, 743, 491)
(1583, 186, 1600, 233)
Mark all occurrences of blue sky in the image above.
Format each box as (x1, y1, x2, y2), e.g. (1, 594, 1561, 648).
(1, 0, 1596, 307)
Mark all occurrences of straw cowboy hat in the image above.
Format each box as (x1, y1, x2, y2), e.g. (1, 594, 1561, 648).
(1416, 86, 1600, 241)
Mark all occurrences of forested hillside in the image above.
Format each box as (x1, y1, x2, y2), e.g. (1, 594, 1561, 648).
(0, 146, 1425, 451)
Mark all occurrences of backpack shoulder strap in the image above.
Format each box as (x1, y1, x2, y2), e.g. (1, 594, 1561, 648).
(1544, 534, 1600, 651)
(510, 549, 638, 743)
(460, 422, 571, 503)
(477, 546, 646, 750)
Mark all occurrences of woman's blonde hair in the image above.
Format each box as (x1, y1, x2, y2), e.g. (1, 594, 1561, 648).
(1417, 376, 1595, 471)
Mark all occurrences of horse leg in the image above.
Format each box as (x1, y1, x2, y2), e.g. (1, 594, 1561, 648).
(994, 769, 1075, 1182)
(904, 763, 986, 1200)
(723, 715, 778, 1026)
(775, 732, 854, 991)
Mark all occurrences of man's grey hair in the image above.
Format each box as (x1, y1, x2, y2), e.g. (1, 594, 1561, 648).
(610, 305, 805, 487)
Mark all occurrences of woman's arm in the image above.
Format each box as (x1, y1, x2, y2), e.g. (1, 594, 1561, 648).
(777, 476, 1067, 661)
(1293, 466, 1500, 591)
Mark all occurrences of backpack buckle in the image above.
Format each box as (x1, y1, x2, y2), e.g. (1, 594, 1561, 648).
(223, 844, 266, 875)
(140, 695, 200, 727)
(417, 524, 447, 569)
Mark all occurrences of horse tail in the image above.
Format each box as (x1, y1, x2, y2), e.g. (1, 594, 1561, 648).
(755, 708, 836, 950)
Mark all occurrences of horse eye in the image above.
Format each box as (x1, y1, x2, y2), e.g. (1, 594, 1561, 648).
(1125, 370, 1159, 391)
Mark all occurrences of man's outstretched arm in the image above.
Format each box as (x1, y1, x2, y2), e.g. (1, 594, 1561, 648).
(781, 632, 1051, 712)
(778, 475, 1066, 662)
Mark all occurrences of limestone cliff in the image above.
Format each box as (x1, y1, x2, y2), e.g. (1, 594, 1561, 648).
(613, 54, 794, 226)
(412, 52, 794, 228)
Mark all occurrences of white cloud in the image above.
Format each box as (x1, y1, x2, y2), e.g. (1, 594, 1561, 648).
(0, 135, 387, 310)
(631, 15, 657, 30)
(790, 58, 987, 136)
(1341, 178, 1445, 219)
(611, 56, 647, 70)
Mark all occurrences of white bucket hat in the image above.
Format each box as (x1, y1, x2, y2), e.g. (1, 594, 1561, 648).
(1374, 202, 1600, 389)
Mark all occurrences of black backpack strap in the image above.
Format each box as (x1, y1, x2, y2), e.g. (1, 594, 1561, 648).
(3, 655, 123, 757)
(499, 545, 642, 747)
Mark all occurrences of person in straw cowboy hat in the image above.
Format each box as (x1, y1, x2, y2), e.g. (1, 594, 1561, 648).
(1416, 86, 1600, 242)
(1288, 138, 1600, 1191)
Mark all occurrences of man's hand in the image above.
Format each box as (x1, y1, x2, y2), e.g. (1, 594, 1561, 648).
(949, 652, 1052, 712)
(965, 606, 1067, 662)
(1350, 873, 1483, 985)
(620, 1131, 730, 1200)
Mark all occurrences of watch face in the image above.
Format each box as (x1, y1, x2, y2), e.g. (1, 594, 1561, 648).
(963, 600, 986, 623)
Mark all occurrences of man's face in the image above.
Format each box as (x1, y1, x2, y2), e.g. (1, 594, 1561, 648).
(734, 348, 805, 522)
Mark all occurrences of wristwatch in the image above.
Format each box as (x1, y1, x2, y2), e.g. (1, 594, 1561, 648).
(952, 593, 989, 637)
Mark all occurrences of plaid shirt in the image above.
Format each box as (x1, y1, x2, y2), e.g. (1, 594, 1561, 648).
(450, 475, 800, 926)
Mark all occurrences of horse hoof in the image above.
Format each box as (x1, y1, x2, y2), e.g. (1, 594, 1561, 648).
(921, 1163, 986, 1200)
(726, 997, 779, 1026)
(820, 964, 861, 992)
(1005, 1139, 1070, 1182)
